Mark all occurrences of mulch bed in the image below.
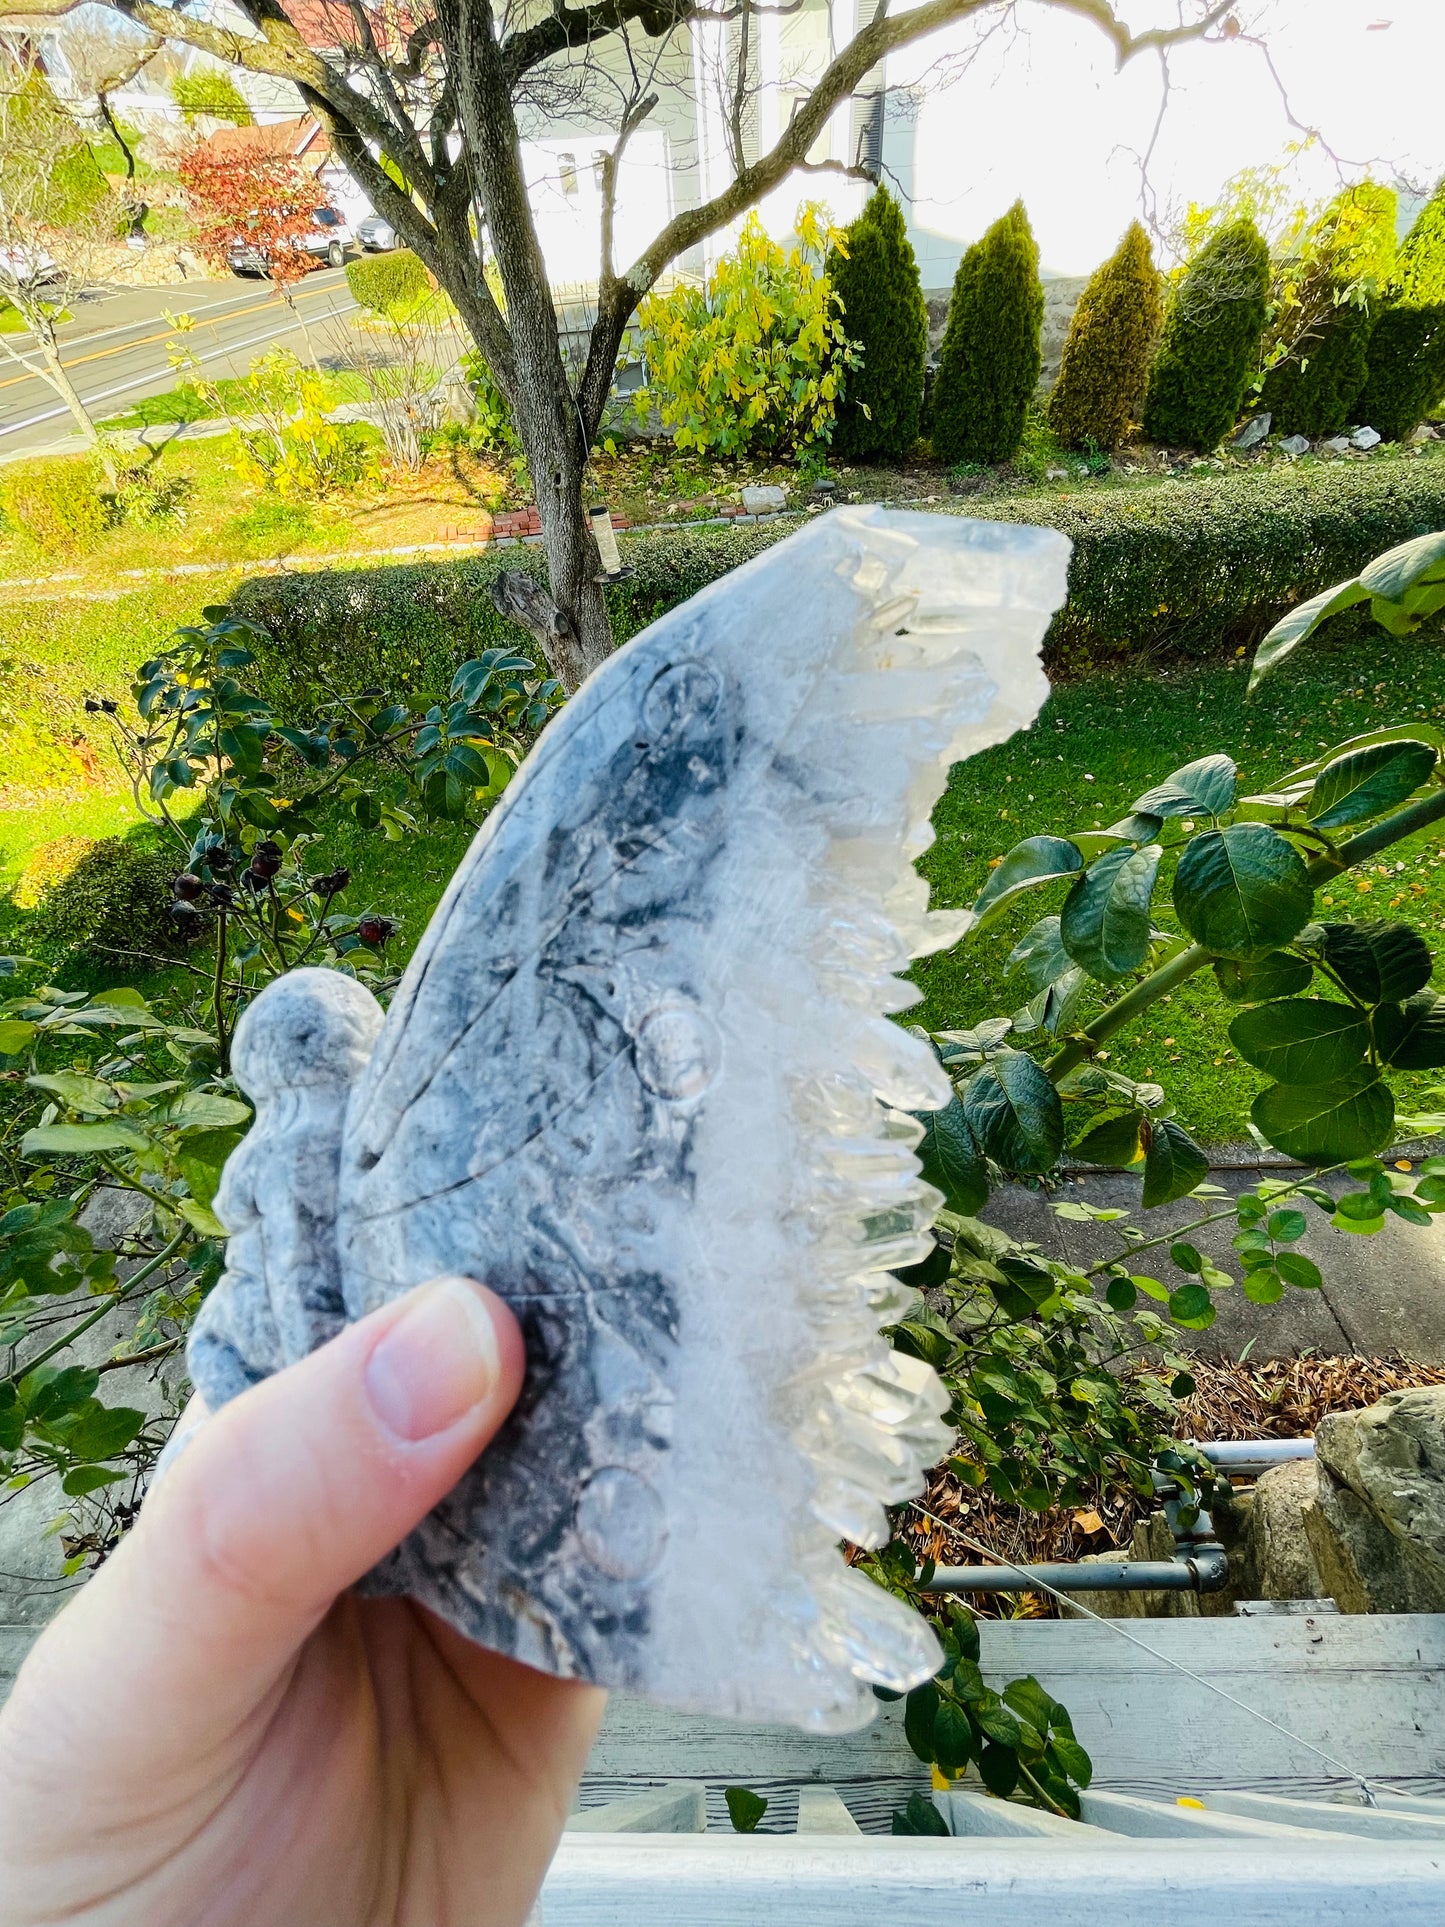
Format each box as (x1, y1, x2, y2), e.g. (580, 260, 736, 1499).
(891, 1354, 1445, 1618)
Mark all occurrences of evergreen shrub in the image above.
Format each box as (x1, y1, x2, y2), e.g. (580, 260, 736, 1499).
(345, 249, 432, 320)
(31, 836, 187, 973)
(1261, 301, 1376, 438)
(932, 201, 1043, 466)
(1353, 305, 1445, 441)
(828, 187, 929, 459)
(1047, 222, 1162, 450)
(1142, 219, 1269, 451)
(1353, 181, 1445, 441)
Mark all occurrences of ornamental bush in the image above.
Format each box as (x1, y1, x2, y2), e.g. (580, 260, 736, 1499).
(1047, 223, 1162, 450)
(828, 187, 929, 460)
(1353, 181, 1445, 442)
(30, 834, 187, 973)
(635, 205, 856, 456)
(1353, 305, 1445, 442)
(1142, 218, 1269, 451)
(1261, 300, 1376, 438)
(932, 201, 1043, 466)
(345, 249, 432, 321)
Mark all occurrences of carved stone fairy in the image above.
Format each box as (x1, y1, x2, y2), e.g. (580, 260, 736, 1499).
(187, 506, 1070, 1731)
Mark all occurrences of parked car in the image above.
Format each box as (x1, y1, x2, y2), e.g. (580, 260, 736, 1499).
(228, 206, 353, 276)
(356, 213, 398, 251)
(0, 243, 60, 292)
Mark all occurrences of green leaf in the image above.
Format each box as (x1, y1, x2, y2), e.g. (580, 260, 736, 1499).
(1213, 951, 1314, 1003)
(1228, 999, 1370, 1085)
(21, 1120, 151, 1157)
(1168, 1283, 1214, 1326)
(1131, 753, 1237, 820)
(1142, 1119, 1210, 1208)
(903, 1680, 939, 1761)
(933, 1698, 974, 1775)
(1105, 1276, 1138, 1310)
(976, 1742, 1020, 1799)
(61, 1465, 127, 1495)
(0, 1019, 36, 1054)
(914, 1096, 988, 1215)
(1357, 529, 1445, 604)
(1048, 1732, 1094, 1788)
(1071, 1109, 1146, 1167)
(1306, 740, 1436, 830)
(1316, 922, 1434, 1005)
(1251, 1068, 1395, 1164)
(1007, 915, 1071, 992)
(724, 1787, 768, 1833)
(0, 1386, 22, 1452)
(970, 836, 1082, 930)
(1248, 576, 1369, 690)
(179, 1197, 227, 1238)
(961, 1051, 1064, 1175)
(1243, 1269, 1284, 1304)
(1266, 1208, 1308, 1242)
(65, 1402, 144, 1461)
(1173, 825, 1312, 959)
(1060, 845, 1161, 982)
(1170, 1241, 1203, 1274)
(972, 1694, 1023, 1748)
(1284, 725, 1445, 786)
(892, 1793, 950, 1836)
(166, 1092, 252, 1135)
(1374, 991, 1445, 1070)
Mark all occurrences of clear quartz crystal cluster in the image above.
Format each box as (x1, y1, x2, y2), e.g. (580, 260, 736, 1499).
(186, 506, 1068, 1732)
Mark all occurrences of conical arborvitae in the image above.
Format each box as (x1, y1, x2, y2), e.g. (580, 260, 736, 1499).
(1141, 218, 1270, 452)
(1261, 301, 1376, 438)
(932, 201, 1044, 466)
(1047, 222, 1162, 450)
(828, 187, 929, 460)
(1354, 178, 1445, 441)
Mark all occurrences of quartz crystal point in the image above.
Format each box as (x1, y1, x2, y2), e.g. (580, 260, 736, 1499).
(186, 506, 1069, 1731)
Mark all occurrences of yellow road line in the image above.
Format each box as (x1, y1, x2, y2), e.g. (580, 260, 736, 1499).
(0, 278, 350, 395)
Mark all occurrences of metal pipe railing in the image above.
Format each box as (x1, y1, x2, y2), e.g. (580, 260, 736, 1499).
(916, 1441, 1314, 1600)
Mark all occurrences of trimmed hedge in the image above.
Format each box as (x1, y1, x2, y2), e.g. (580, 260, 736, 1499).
(1047, 222, 1162, 452)
(232, 524, 783, 712)
(828, 187, 929, 460)
(232, 455, 1445, 701)
(932, 202, 1043, 467)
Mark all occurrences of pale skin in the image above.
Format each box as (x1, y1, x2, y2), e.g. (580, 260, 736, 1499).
(0, 1276, 606, 1927)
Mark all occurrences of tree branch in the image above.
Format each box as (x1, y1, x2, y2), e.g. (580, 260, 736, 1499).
(622, 0, 1237, 297)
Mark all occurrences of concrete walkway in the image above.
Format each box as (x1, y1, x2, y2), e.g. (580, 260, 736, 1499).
(986, 1154, 1445, 1363)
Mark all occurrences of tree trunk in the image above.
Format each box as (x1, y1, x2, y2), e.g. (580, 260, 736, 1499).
(33, 323, 117, 484)
(434, 0, 615, 692)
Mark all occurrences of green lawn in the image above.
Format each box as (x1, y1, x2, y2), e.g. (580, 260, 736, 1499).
(5, 549, 1445, 1147)
(912, 627, 1445, 1141)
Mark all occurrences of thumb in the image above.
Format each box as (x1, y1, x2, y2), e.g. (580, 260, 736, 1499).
(6, 1276, 525, 1760)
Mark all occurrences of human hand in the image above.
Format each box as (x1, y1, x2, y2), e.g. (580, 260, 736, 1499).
(0, 1276, 606, 1927)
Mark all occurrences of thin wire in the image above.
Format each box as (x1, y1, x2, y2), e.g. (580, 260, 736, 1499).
(940, 1526, 1429, 1809)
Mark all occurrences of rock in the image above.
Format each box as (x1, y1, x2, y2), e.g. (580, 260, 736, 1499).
(1066, 1514, 1200, 1620)
(1244, 1458, 1326, 1600)
(1231, 413, 1271, 450)
(1351, 425, 1382, 449)
(1045, 467, 1068, 480)
(1315, 1389, 1445, 1594)
(1410, 424, 1437, 443)
(1302, 1464, 1440, 1613)
(740, 484, 787, 514)
(1279, 434, 1311, 458)
(1321, 436, 1352, 455)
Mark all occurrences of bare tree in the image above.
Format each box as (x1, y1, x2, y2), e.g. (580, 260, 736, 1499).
(0, 47, 126, 479)
(0, 0, 1238, 683)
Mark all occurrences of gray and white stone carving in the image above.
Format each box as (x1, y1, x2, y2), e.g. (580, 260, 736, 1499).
(187, 505, 1069, 1730)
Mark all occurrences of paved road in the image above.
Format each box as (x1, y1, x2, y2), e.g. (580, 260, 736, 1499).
(0, 266, 359, 460)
